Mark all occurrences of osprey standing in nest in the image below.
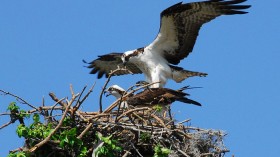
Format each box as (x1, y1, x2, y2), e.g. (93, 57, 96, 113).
(86, 0, 251, 88)
(104, 85, 202, 107)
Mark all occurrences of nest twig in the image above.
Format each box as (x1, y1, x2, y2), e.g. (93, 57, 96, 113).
(1, 80, 229, 157)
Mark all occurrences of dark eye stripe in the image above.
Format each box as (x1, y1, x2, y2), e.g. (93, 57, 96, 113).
(108, 87, 113, 91)
(123, 47, 144, 62)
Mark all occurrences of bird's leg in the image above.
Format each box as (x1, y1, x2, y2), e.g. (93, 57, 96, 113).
(135, 80, 149, 87)
(135, 80, 152, 91)
(117, 65, 121, 70)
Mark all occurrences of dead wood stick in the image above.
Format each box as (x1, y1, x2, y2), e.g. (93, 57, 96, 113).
(130, 142, 143, 157)
(27, 106, 63, 114)
(49, 97, 66, 117)
(99, 68, 131, 113)
(76, 83, 95, 109)
(49, 92, 67, 107)
(73, 85, 87, 109)
(151, 114, 166, 128)
(87, 113, 111, 120)
(0, 89, 37, 110)
(116, 107, 152, 121)
(177, 119, 191, 124)
(177, 149, 191, 157)
(0, 121, 13, 130)
(77, 122, 93, 139)
(122, 150, 131, 157)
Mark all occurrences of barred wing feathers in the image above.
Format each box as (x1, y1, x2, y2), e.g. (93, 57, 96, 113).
(85, 53, 142, 79)
(147, 0, 251, 65)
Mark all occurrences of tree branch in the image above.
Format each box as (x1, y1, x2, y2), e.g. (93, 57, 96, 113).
(0, 89, 37, 110)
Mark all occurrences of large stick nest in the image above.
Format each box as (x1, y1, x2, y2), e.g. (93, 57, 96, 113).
(1, 69, 229, 157)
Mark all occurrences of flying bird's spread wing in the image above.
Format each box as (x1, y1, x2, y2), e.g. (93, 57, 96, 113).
(147, 0, 251, 65)
(85, 53, 142, 78)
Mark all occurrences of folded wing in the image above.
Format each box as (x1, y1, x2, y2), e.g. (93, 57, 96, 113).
(127, 87, 201, 106)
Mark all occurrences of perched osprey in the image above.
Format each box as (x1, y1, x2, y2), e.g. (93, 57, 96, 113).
(104, 85, 129, 108)
(86, 0, 250, 87)
(105, 85, 201, 107)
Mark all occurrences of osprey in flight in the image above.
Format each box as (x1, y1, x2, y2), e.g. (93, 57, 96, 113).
(86, 0, 250, 88)
(105, 85, 201, 107)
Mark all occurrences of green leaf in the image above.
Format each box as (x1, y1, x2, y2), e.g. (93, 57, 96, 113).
(7, 102, 19, 111)
(154, 145, 161, 153)
(153, 105, 163, 112)
(101, 135, 112, 144)
(153, 144, 170, 157)
(8, 151, 27, 157)
(18, 110, 30, 119)
(68, 128, 77, 136)
(7, 152, 16, 157)
(43, 128, 52, 138)
(78, 146, 88, 157)
(114, 146, 122, 152)
(16, 124, 29, 138)
(140, 132, 151, 142)
(161, 147, 171, 155)
(64, 136, 69, 143)
(62, 117, 72, 126)
(69, 139, 75, 147)
(16, 152, 26, 157)
(100, 147, 105, 153)
(59, 139, 65, 148)
(32, 113, 40, 123)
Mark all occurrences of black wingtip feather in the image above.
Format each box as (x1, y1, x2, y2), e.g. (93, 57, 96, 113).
(224, 10, 249, 15)
(219, 0, 251, 15)
(89, 68, 99, 74)
(178, 98, 202, 106)
(97, 71, 105, 79)
(221, 0, 247, 5)
(82, 59, 88, 64)
(222, 5, 251, 10)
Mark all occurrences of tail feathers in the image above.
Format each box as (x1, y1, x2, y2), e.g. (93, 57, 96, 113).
(170, 66, 207, 83)
(177, 86, 202, 92)
(177, 86, 191, 92)
(177, 97, 202, 106)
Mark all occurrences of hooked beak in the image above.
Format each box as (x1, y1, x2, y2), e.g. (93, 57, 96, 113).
(104, 90, 111, 97)
(121, 55, 128, 66)
(122, 61, 127, 66)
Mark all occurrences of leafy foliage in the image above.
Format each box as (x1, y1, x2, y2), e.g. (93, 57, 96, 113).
(153, 144, 171, 157)
(12, 112, 88, 157)
(7, 102, 29, 123)
(140, 132, 151, 143)
(95, 134, 122, 157)
(16, 114, 53, 140)
(7, 102, 19, 111)
(152, 105, 163, 112)
(7, 151, 27, 157)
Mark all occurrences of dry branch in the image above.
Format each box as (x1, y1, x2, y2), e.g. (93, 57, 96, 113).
(1, 81, 228, 157)
(0, 89, 37, 110)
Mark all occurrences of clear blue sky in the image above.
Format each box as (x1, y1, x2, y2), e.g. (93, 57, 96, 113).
(0, 0, 279, 156)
